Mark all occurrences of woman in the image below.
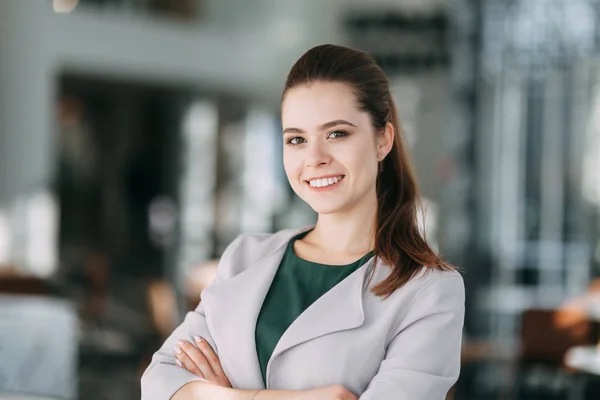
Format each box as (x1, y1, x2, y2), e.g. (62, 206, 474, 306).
(141, 44, 465, 400)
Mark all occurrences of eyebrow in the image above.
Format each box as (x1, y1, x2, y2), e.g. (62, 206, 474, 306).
(282, 119, 358, 134)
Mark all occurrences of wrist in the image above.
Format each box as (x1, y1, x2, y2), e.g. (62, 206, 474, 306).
(190, 382, 234, 400)
(249, 389, 263, 400)
(221, 388, 257, 400)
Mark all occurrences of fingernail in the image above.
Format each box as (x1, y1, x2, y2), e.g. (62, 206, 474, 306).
(174, 346, 182, 354)
(194, 336, 202, 343)
(176, 340, 184, 346)
(176, 359, 183, 367)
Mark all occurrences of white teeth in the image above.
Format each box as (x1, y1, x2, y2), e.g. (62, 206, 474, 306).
(309, 175, 343, 188)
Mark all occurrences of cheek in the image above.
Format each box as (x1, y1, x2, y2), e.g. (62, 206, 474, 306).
(283, 150, 302, 182)
(340, 143, 377, 176)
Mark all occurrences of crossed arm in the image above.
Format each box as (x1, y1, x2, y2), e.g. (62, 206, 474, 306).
(141, 236, 464, 399)
(141, 275, 464, 400)
(139, 291, 356, 400)
(170, 336, 357, 400)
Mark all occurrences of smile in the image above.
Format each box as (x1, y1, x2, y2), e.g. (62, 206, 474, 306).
(306, 175, 345, 188)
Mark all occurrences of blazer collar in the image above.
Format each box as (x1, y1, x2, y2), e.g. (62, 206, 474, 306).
(201, 226, 377, 389)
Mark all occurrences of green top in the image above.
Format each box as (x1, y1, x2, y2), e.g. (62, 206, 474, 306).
(254, 231, 375, 385)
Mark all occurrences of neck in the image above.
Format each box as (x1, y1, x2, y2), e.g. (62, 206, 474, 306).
(308, 191, 378, 255)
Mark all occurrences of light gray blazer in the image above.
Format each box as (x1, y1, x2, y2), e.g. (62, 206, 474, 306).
(141, 226, 465, 400)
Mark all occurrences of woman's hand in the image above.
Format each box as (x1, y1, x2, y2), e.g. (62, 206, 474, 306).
(173, 340, 355, 400)
(300, 385, 358, 400)
(174, 336, 232, 388)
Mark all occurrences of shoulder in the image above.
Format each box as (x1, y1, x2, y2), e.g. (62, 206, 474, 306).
(365, 264, 464, 342)
(216, 226, 313, 278)
(402, 267, 464, 309)
(367, 262, 464, 321)
(395, 269, 465, 338)
(407, 269, 465, 320)
(369, 261, 464, 300)
(409, 268, 464, 301)
(397, 268, 464, 327)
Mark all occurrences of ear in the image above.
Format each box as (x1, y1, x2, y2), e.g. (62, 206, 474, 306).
(376, 122, 395, 159)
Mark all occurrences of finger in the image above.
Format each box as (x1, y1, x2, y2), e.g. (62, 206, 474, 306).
(177, 340, 215, 379)
(194, 336, 226, 377)
(174, 345, 203, 377)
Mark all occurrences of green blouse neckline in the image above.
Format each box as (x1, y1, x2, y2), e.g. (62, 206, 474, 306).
(288, 230, 376, 269)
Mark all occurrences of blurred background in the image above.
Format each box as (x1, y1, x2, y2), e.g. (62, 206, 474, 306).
(1, 0, 600, 399)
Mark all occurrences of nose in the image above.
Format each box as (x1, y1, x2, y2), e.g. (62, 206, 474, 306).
(305, 141, 331, 168)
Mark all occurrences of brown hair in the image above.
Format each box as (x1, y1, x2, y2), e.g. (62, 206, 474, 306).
(282, 44, 455, 298)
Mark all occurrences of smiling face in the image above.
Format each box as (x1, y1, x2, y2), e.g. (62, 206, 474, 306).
(281, 81, 382, 215)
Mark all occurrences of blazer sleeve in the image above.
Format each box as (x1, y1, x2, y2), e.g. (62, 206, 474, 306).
(359, 274, 465, 400)
(140, 235, 244, 400)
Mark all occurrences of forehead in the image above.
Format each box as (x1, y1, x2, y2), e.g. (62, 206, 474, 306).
(282, 82, 367, 128)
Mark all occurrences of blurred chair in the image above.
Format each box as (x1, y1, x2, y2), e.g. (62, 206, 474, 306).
(0, 266, 52, 295)
(0, 275, 51, 295)
(515, 308, 595, 399)
(521, 308, 592, 364)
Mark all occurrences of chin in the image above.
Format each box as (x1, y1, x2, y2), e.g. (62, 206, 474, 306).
(306, 200, 348, 215)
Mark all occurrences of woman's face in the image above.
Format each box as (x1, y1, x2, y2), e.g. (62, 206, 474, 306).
(281, 81, 382, 215)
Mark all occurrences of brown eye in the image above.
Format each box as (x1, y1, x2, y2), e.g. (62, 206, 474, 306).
(328, 130, 348, 139)
(287, 137, 306, 145)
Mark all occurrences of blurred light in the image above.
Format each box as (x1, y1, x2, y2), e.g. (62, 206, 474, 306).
(416, 198, 439, 252)
(582, 82, 600, 207)
(241, 108, 283, 232)
(148, 196, 177, 248)
(183, 101, 218, 143)
(25, 191, 58, 277)
(390, 80, 421, 150)
(178, 100, 218, 285)
(53, 0, 79, 13)
(565, 346, 600, 374)
(0, 210, 11, 266)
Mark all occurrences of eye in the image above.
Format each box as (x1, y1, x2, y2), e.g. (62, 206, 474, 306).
(286, 136, 306, 145)
(328, 130, 348, 139)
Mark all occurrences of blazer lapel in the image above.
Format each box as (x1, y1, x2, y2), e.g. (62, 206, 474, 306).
(202, 226, 378, 390)
(266, 257, 375, 380)
(200, 227, 310, 389)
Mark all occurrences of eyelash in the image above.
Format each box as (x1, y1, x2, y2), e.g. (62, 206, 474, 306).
(286, 130, 348, 145)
